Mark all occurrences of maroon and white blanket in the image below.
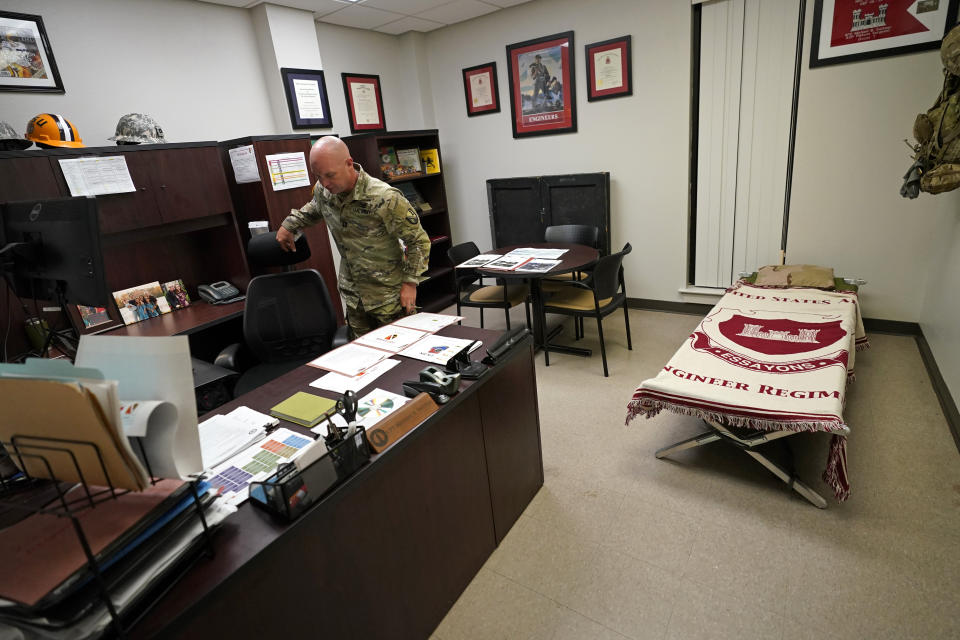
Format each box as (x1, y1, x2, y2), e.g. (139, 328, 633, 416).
(626, 283, 868, 501)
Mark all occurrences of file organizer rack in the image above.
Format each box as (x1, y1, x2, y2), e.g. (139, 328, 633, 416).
(0, 435, 215, 639)
(249, 426, 371, 522)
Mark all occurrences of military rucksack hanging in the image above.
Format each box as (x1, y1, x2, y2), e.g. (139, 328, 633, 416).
(902, 24, 960, 198)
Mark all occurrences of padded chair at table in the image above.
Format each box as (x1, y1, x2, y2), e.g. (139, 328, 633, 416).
(541, 224, 600, 291)
(541, 243, 632, 377)
(215, 234, 348, 397)
(448, 241, 531, 330)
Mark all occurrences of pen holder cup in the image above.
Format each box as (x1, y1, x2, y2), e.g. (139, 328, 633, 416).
(248, 427, 371, 522)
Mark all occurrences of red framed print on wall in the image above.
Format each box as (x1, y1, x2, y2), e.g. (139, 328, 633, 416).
(585, 35, 632, 101)
(341, 72, 386, 134)
(810, 0, 960, 68)
(505, 31, 577, 138)
(462, 61, 500, 116)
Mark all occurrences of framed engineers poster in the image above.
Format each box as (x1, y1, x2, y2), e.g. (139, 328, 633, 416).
(505, 31, 577, 138)
(810, 0, 960, 68)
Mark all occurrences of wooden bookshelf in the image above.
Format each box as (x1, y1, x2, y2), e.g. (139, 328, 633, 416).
(342, 129, 456, 313)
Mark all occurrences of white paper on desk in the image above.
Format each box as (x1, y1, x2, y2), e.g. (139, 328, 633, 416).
(392, 312, 463, 333)
(311, 388, 408, 432)
(398, 335, 477, 365)
(354, 324, 428, 353)
(76, 335, 203, 480)
(456, 254, 501, 268)
(228, 144, 261, 184)
(310, 357, 400, 394)
(58, 156, 136, 197)
(514, 258, 562, 273)
(483, 256, 531, 271)
(503, 248, 568, 259)
(306, 342, 388, 377)
(118, 400, 177, 438)
(266, 151, 310, 191)
(225, 405, 279, 429)
(198, 414, 266, 469)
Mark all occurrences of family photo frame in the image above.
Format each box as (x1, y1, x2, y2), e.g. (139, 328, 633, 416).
(0, 11, 64, 93)
(810, 0, 960, 67)
(505, 31, 577, 138)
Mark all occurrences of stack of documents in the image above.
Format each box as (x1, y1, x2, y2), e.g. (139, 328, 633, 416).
(269, 391, 338, 427)
(198, 414, 268, 469)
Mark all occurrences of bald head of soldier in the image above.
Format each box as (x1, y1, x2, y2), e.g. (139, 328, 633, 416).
(310, 136, 359, 195)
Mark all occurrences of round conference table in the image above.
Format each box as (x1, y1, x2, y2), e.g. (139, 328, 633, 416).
(476, 242, 598, 358)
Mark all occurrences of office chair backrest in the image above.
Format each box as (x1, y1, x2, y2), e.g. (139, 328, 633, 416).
(244, 269, 336, 363)
(247, 232, 312, 268)
(544, 224, 599, 250)
(448, 241, 482, 285)
(592, 243, 631, 300)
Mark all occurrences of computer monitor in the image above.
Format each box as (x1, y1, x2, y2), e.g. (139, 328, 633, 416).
(0, 196, 110, 307)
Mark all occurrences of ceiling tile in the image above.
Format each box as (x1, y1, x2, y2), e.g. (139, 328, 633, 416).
(481, 0, 531, 7)
(374, 15, 445, 34)
(364, 0, 451, 14)
(272, 0, 351, 16)
(194, 0, 257, 7)
(318, 4, 405, 28)
(417, 0, 498, 24)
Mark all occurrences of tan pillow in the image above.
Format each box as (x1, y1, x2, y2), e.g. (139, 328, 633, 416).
(754, 264, 835, 288)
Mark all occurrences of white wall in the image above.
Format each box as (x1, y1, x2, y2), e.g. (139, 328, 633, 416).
(314, 22, 425, 138)
(790, 1, 960, 321)
(0, 0, 276, 146)
(423, 0, 692, 304)
(920, 209, 960, 406)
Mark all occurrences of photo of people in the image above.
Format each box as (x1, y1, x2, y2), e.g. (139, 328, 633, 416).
(518, 46, 564, 115)
(0, 28, 48, 80)
(162, 279, 191, 310)
(75, 305, 112, 329)
(112, 281, 172, 326)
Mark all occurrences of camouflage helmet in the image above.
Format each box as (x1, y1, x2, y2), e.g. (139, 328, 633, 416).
(0, 121, 31, 150)
(942, 24, 960, 77)
(108, 113, 166, 144)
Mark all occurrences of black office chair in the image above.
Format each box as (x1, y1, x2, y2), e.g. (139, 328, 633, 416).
(216, 234, 348, 397)
(448, 241, 531, 330)
(541, 224, 600, 290)
(541, 243, 633, 377)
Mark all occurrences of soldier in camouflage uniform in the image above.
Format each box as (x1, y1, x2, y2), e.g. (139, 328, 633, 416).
(108, 113, 166, 145)
(277, 136, 430, 337)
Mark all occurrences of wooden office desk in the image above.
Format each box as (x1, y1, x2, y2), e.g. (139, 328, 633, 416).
(103, 300, 244, 338)
(133, 324, 543, 639)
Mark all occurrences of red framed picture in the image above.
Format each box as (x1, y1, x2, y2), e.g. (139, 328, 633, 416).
(585, 35, 632, 101)
(341, 72, 386, 134)
(811, 0, 959, 68)
(505, 31, 577, 138)
(462, 61, 500, 117)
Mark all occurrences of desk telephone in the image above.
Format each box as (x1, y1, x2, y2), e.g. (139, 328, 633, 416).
(198, 281, 244, 304)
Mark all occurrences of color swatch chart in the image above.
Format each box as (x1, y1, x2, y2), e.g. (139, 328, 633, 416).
(208, 429, 312, 506)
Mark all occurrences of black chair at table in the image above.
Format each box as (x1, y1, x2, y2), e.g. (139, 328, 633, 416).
(216, 233, 348, 397)
(542, 224, 601, 338)
(448, 241, 531, 330)
(541, 243, 633, 377)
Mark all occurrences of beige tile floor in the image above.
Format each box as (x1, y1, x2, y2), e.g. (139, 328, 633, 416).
(431, 306, 960, 640)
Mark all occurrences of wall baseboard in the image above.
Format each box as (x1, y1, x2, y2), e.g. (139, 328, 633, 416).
(915, 331, 960, 453)
(627, 298, 958, 453)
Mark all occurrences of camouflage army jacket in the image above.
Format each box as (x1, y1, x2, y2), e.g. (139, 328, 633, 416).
(281, 165, 430, 309)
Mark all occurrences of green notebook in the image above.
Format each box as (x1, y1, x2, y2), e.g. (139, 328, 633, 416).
(269, 392, 338, 427)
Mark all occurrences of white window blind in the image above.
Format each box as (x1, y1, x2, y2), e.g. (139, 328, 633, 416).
(693, 0, 800, 287)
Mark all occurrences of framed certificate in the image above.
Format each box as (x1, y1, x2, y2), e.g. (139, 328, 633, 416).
(505, 31, 577, 138)
(462, 61, 500, 116)
(585, 35, 632, 102)
(341, 72, 386, 134)
(810, 0, 959, 68)
(280, 67, 332, 129)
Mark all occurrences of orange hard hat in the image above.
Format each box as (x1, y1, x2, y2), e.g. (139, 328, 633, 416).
(25, 113, 84, 148)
